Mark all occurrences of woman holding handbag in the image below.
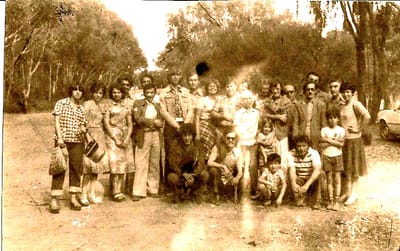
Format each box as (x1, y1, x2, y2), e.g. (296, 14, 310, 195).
(339, 82, 371, 206)
(80, 81, 109, 205)
(50, 84, 87, 213)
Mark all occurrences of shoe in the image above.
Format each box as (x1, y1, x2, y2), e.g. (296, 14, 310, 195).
(79, 195, 90, 207)
(295, 193, 306, 207)
(250, 193, 260, 200)
(344, 193, 358, 206)
(49, 197, 60, 214)
(213, 194, 220, 206)
(147, 192, 160, 198)
(327, 200, 334, 210)
(70, 195, 82, 211)
(263, 200, 272, 206)
(332, 201, 340, 211)
(88, 193, 102, 204)
(112, 193, 126, 202)
(312, 202, 321, 210)
(193, 193, 202, 204)
(172, 193, 182, 204)
(132, 195, 144, 202)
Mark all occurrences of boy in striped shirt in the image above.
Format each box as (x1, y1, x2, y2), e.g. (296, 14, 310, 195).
(288, 135, 322, 209)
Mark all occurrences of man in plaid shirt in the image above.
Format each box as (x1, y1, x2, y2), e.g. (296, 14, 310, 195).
(50, 84, 87, 214)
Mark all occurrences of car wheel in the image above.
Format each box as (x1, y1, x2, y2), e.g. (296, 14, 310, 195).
(380, 120, 393, 140)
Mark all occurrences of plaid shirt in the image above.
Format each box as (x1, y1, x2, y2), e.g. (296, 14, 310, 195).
(53, 98, 87, 143)
(212, 94, 240, 118)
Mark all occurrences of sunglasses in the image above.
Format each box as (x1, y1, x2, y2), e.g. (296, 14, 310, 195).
(226, 137, 235, 140)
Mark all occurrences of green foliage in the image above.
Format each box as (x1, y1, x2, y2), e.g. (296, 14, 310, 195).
(4, 0, 147, 112)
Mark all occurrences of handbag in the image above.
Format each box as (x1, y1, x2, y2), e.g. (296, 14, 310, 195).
(362, 131, 372, 145)
(83, 132, 105, 163)
(49, 146, 68, 175)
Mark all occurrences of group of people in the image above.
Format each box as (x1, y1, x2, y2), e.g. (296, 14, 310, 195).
(49, 69, 371, 214)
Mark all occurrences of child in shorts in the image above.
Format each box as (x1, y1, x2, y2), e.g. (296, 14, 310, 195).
(257, 153, 287, 207)
(256, 118, 279, 170)
(320, 109, 345, 211)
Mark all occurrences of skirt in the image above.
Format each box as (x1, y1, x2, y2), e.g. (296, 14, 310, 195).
(199, 119, 216, 158)
(342, 137, 367, 179)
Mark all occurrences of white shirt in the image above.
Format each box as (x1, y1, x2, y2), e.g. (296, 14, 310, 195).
(234, 107, 259, 146)
(144, 101, 157, 120)
(321, 125, 345, 157)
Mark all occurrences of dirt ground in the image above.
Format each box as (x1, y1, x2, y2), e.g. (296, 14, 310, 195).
(2, 113, 400, 250)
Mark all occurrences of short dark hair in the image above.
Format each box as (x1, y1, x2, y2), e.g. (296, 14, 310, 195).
(68, 84, 84, 96)
(302, 82, 316, 94)
(89, 81, 106, 95)
(140, 74, 154, 84)
(326, 108, 340, 119)
(267, 153, 281, 165)
(143, 83, 156, 93)
(340, 82, 356, 93)
(117, 75, 133, 85)
(108, 83, 125, 100)
(293, 135, 311, 146)
(180, 123, 195, 136)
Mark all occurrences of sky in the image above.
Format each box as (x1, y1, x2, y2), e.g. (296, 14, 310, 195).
(100, 0, 340, 71)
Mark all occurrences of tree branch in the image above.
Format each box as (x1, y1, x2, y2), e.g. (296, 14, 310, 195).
(340, 1, 358, 40)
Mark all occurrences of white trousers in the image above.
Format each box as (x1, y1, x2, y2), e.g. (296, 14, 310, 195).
(133, 131, 161, 196)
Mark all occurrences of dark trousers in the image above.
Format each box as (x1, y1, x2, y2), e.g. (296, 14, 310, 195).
(163, 123, 182, 186)
(51, 142, 84, 196)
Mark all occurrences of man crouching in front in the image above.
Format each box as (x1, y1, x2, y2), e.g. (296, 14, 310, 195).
(167, 123, 209, 204)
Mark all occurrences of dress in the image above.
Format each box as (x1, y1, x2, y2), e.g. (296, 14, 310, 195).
(105, 100, 135, 174)
(82, 99, 110, 174)
(340, 100, 369, 178)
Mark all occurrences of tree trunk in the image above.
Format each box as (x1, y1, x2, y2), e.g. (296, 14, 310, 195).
(355, 40, 367, 105)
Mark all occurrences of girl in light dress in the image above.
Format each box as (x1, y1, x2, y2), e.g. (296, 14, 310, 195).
(80, 82, 109, 205)
(103, 83, 134, 202)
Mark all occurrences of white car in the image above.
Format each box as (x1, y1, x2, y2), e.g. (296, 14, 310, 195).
(377, 108, 400, 139)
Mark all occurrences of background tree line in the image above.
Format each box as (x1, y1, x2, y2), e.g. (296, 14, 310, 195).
(156, 1, 400, 122)
(4, 0, 147, 112)
(4, 0, 400, 121)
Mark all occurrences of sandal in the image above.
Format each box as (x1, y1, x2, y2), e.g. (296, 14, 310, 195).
(112, 193, 126, 202)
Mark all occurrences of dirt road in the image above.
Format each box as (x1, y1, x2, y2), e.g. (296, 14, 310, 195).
(2, 113, 400, 250)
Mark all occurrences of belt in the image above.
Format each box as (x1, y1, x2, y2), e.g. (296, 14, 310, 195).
(143, 127, 158, 132)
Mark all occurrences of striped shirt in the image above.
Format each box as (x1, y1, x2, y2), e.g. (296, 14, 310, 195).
(53, 98, 87, 143)
(287, 148, 321, 179)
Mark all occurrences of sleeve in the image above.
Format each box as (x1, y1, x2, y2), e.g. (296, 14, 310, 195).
(287, 151, 295, 168)
(52, 99, 63, 116)
(354, 101, 370, 119)
(321, 127, 327, 138)
(279, 169, 286, 183)
(259, 169, 267, 179)
(311, 149, 322, 168)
